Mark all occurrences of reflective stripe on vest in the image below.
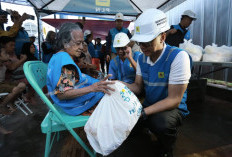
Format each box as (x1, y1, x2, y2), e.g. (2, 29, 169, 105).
(144, 80, 168, 87)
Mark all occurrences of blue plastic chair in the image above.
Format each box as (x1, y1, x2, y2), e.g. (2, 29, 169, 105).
(23, 61, 95, 157)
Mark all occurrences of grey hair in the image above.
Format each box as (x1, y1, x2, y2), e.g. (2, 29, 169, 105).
(56, 23, 82, 51)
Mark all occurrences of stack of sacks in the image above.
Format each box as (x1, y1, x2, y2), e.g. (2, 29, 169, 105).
(203, 44, 232, 62)
(179, 39, 203, 61)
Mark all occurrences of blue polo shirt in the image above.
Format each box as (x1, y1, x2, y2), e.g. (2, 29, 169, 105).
(109, 51, 141, 84)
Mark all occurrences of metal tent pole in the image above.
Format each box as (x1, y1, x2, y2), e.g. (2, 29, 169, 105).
(35, 10, 42, 60)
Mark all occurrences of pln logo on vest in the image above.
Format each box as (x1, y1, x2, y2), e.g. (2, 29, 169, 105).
(96, 0, 110, 7)
(158, 72, 165, 78)
(136, 26, 140, 34)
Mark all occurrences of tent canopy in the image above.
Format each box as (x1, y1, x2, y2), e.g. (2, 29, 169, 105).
(42, 18, 131, 40)
(2, 0, 187, 19)
(28, 0, 168, 15)
(3, 0, 186, 15)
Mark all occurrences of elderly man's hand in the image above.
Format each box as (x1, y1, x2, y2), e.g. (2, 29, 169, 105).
(125, 46, 132, 59)
(91, 74, 115, 95)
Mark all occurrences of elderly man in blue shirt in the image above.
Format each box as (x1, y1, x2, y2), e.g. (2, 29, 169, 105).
(109, 32, 141, 84)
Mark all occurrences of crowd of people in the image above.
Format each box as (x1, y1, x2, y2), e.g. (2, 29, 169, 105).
(0, 7, 197, 157)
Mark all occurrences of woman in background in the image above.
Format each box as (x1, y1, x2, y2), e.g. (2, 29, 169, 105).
(42, 31, 56, 63)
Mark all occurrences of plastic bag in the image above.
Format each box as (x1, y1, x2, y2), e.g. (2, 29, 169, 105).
(84, 81, 142, 156)
(203, 44, 232, 62)
(179, 39, 203, 61)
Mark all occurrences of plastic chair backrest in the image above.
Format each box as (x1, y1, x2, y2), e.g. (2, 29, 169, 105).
(23, 61, 67, 125)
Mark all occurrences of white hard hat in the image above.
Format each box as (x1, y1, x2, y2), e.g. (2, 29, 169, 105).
(115, 12, 124, 20)
(182, 10, 197, 20)
(131, 8, 170, 42)
(84, 30, 91, 37)
(113, 32, 130, 48)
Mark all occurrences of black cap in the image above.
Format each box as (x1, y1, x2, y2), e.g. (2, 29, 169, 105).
(0, 10, 9, 15)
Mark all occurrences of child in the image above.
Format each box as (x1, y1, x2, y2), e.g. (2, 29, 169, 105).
(0, 47, 26, 114)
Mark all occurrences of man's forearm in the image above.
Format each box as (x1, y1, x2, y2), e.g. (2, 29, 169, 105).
(144, 84, 188, 115)
(122, 81, 142, 95)
(144, 97, 180, 116)
(128, 56, 137, 70)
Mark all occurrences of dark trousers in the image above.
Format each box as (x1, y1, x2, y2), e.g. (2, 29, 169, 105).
(100, 57, 105, 73)
(131, 108, 183, 153)
(106, 61, 110, 74)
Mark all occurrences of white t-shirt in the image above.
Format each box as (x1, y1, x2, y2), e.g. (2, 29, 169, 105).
(136, 44, 191, 84)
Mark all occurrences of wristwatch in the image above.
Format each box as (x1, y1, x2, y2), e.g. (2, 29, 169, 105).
(141, 108, 148, 120)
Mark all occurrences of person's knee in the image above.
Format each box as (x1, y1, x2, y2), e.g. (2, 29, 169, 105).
(12, 82, 26, 93)
(148, 114, 170, 133)
(148, 110, 183, 135)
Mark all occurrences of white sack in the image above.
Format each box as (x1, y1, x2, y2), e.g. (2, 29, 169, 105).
(179, 39, 203, 61)
(84, 81, 142, 156)
(203, 44, 232, 62)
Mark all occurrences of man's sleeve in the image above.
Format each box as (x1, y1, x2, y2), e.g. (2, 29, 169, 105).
(108, 60, 117, 80)
(0, 23, 20, 37)
(136, 59, 142, 76)
(169, 51, 191, 84)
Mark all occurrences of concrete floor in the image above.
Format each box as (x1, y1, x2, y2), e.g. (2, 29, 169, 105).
(0, 92, 232, 157)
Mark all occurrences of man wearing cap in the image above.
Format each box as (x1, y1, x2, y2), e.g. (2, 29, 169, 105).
(0, 9, 29, 37)
(125, 9, 192, 157)
(109, 32, 141, 84)
(165, 10, 197, 47)
(106, 13, 132, 64)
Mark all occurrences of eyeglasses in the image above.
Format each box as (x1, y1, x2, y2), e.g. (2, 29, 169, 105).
(115, 47, 127, 51)
(137, 41, 152, 47)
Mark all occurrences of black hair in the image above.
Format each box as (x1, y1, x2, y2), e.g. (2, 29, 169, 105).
(0, 36, 15, 47)
(75, 22, 84, 30)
